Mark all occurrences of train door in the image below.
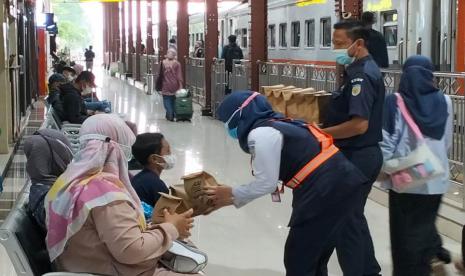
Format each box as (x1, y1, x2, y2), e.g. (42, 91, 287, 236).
(221, 20, 225, 49)
(365, 0, 407, 68)
(432, 0, 455, 72)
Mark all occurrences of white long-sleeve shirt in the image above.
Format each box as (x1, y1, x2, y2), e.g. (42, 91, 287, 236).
(232, 127, 284, 208)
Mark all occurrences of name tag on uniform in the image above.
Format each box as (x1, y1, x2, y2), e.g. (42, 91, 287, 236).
(271, 190, 281, 202)
(271, 182, 284, 202)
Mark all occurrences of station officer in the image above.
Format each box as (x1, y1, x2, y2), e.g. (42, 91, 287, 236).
(205, 91, 369, 275)
(322, 20, 385, 276)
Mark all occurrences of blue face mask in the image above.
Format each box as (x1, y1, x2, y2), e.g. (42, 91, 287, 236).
(224, 108, 241, 140)
(227, 126, 238, 139)
(223, 92, 261, 140)
(333, 42, 356, 65)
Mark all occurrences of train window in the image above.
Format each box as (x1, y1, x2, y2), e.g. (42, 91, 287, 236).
(241, 28, 248, 48)
(305, 19, 315, 47)
(320, 17, 331, 48)
(382, 11, 398, 47)
(268, 24, 276, 48)
(291, 21, 301, 47)
(279, 23, 287, 47)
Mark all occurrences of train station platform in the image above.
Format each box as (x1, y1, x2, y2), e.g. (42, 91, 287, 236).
(0, 70, 462, 276)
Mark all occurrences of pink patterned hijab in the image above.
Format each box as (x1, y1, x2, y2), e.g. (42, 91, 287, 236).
(45, 114, 144, 261)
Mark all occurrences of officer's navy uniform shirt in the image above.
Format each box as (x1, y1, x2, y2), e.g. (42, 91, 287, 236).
(324, 55, 385, 149)
(131, 168, 169, 207)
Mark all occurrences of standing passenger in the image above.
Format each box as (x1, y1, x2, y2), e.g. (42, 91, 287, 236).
(221, 35, 244, 94)
(159, 49, 183, 121)
(322, 20, 385, 276)
(380, 56, 453, 275)
(84, 46, 95, 71)
(361, 12, 389, 68)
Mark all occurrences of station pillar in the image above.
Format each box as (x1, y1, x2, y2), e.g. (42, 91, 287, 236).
(146, 0, 154, 55)
(158, 0, 168, 62)
(250, 0, 267, 92)
(457, 0, 465, 73)
(135, 0, 142, 80)
(121, 1, 126, 65)
(127, 0, 134, 74)
(177, 0, 189, 85)
(204, 0, 218, 114)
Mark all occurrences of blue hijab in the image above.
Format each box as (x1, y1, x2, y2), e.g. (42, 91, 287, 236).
(384, 56, 447, 140)
(217, 91, 284, 153)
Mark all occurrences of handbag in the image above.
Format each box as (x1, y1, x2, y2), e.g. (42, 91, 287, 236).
(382, 93, 445, 193)
(160, 240, 208, 274)
(155, 62, 164, 92)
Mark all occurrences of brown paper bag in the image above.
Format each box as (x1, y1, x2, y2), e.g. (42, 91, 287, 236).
(182, 171, 219, 216)
(152, 193, 184, 224)
(169, 184, 193, 214)
(298, 92, 321, 123)
(261, 84, 285, 94)
(285, 88, 315, 119)
(271, 86, 295, 114)
(296, 92, 332, 124)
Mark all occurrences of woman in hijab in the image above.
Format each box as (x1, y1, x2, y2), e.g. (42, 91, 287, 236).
(160, 48, 183, 121)
(204, 91, 367, 276)
(45, 114, 197, 276)
(24, 129, 73, 231)
(380, 55, 453, 275)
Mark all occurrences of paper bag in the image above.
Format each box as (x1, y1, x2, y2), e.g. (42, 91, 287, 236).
(169, 184, 193, 214)
(182, 171, 219, 215)
(284, 88, 315, 119)
(152, 193, 184, 224)
(261, 84, 285, 95)
(271, 86, 295, 114)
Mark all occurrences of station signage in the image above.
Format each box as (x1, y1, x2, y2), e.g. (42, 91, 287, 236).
(296, 0, 326, 7)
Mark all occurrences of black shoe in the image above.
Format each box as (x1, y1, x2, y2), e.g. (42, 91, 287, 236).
(436, 247, 452, 264)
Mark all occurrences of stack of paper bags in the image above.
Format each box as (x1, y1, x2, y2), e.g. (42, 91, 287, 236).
(152, 171, 220, 224)
(282, 88, 314, 120)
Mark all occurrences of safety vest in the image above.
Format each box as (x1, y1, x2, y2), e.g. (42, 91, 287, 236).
(285, 123, 339, 189)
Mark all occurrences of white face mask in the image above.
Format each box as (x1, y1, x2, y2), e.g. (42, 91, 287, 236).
(82, 85, 93, 96)
(66, 75, 75, 82)
(155, 154, 176, 170)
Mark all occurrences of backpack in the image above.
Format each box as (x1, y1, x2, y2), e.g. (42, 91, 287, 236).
(228, 45, 243, 61)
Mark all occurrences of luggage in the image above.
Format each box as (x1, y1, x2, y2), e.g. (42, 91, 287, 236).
(175, 93, 193, 121)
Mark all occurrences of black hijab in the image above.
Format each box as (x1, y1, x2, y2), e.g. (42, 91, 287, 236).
(384, 56, 448, 140)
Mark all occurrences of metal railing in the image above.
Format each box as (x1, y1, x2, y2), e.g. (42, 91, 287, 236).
(140, 55, 148, 83)
(185, 57, 206, 107)
(211, 58, 228, 118)
(258, 61, 337, 92)
(230, 60, 251, 91)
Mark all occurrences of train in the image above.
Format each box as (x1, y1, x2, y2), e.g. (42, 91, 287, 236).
(184, 0, 461, 71)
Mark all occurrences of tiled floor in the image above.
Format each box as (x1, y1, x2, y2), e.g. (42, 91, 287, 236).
(0, 70, 462, 275)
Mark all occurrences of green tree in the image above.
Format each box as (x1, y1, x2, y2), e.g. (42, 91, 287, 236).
(52, 1, 92, 51)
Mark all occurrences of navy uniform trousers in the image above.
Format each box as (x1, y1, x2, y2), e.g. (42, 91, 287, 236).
(336, 146, 383, 276)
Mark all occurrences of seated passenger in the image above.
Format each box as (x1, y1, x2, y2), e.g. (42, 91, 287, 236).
(70, 61, 84, 75)
(45, 114, 196, 276)
(62, 66, 77, 82)
(46, 73, 66, 106)
(58, 71, 96, 124)
(24, 129, 73, 231)
(131, 133, 174, 207)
